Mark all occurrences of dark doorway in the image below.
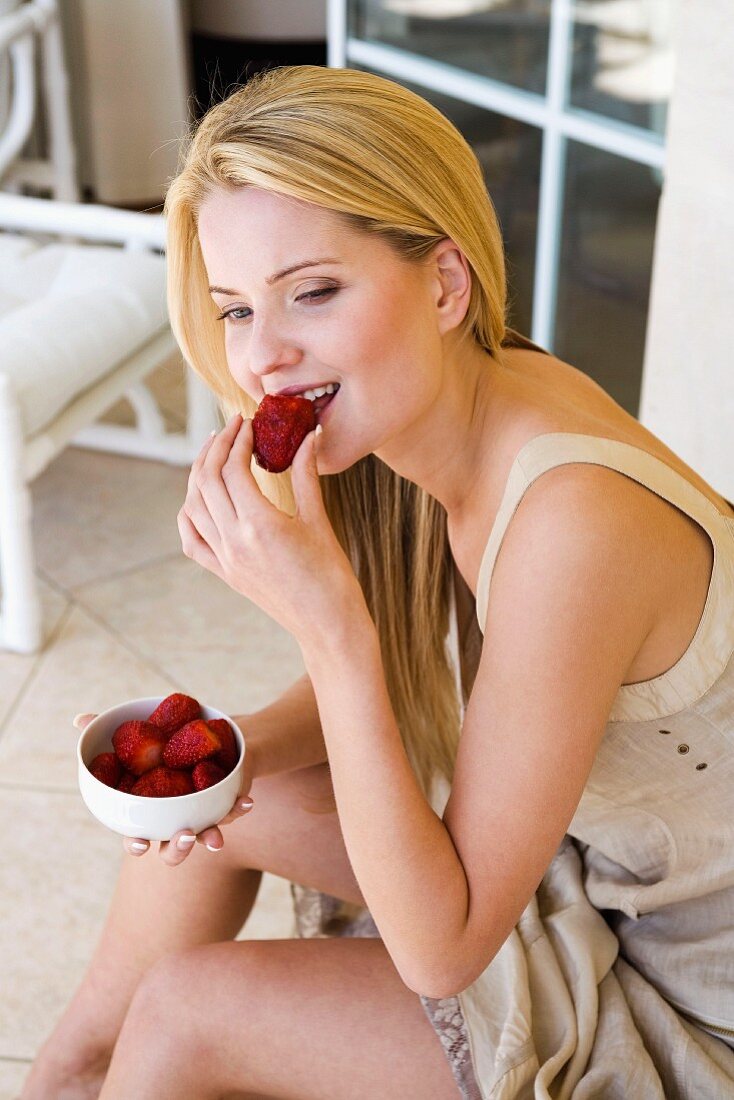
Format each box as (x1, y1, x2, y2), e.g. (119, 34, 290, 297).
(191, 33, 327, 118)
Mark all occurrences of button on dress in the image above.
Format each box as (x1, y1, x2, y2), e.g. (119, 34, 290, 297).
(291, 431, 734, 1099)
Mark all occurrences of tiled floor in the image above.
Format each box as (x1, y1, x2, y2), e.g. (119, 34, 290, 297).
(0, 356, 304, 1098)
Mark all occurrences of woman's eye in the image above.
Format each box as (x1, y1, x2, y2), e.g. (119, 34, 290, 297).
(216, 286, 337, 324)
(218, 307, 251, 322)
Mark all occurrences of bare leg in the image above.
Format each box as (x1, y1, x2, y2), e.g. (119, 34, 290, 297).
(98, 939, 459, 1100)
(20, 763, 363, 1100)
(20, 849, 262, 1099)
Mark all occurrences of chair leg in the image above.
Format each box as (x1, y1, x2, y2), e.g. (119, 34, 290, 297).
(0, 374, 44, 654)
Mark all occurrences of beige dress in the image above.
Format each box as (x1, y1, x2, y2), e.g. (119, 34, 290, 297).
(291, 431, 734, 1099)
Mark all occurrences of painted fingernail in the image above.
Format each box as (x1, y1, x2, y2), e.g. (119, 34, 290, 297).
(205, 842, 222, 852)
(131, 842, 147, 852)
(177, 834, 196, 849)
(238, 798, 254, 811)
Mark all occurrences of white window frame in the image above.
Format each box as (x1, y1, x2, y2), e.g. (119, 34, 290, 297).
(327, 0, 666, 352)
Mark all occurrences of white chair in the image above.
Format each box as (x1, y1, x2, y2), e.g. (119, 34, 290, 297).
(0, 0, 219, 654)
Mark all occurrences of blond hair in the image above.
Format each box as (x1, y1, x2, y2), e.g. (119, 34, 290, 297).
(164, 65, 530, 798)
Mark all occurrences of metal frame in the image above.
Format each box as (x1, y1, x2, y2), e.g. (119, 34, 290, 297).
(327, 0, 667, 351)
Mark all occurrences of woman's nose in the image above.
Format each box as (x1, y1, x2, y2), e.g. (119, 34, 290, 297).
(246, 318, 303, 380)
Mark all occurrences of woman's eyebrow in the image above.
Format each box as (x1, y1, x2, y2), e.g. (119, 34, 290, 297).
(209, 258, 343, 296)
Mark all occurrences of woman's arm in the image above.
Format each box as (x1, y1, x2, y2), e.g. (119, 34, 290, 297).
(299, 609, 470, 999)
(232, 672, 328, 778)
(298, 469, 658, 1000)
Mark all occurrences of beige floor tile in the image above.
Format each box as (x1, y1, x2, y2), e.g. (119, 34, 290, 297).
(0, 1058, 29, 1100)
(0, 788, 296, 1065)
(29, 444, 189, 593)
(0, 575, 69, 731)
(1, 788, 126, 1061)
(0, 602, 182, 790)
(73, 553, 306, 717)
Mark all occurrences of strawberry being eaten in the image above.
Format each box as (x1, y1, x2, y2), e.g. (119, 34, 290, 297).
(252, 394, 316, 473)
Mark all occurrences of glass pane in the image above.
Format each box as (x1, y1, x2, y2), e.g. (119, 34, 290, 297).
(569, 1, 676, 136)
(348, 0, 551, 94)
(352, 69, 542, 337)
(554, 142, 662, 416)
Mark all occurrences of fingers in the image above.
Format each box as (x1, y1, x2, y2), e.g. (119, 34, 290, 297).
(176, 504, 226, 578)
(179, 415, 243, 556)
(157, 827, 223, 865)
(216, 795, 255, 828)
(195, 414, 244, 517)
(222, 417, 273, 520)
(122, 798, 255, 863)
(181, 432, 223, 550)
(123, 836, 151, 857)
(72, 713, 97, 731)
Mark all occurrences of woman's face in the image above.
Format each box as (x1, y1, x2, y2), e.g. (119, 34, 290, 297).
(197, 185, 461, 475)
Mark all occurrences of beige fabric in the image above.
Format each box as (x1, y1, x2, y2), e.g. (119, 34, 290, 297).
(443, 431, 734, 1097)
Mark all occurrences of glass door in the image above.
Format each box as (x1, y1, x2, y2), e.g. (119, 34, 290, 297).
(328, 0, 676, 417)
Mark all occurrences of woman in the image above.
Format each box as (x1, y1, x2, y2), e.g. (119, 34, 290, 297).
(23, 65, 734, 1099)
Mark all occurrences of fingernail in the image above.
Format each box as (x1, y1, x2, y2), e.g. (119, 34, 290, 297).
(73, 713, 86, 728)
(315, 424, 323, 437)
(131, 842, 147, 852)
(238, 798, 254, 811)
(177, 834, 196, 849)
(205, 842, 222, 852)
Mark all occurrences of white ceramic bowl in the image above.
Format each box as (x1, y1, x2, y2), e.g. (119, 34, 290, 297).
(77, 696, 246, 841)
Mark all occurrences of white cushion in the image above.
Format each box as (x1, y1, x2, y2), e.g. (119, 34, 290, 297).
(0, 232, 168, 437)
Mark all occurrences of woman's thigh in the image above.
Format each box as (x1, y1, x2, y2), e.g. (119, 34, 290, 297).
(222, 762, 365, 907)
(117, 937, 461, 1100)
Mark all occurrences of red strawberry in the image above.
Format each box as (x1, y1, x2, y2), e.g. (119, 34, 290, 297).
(252, 394, 316, 473)
(130, 766, 195, 798)
(162, 719, 221, 769)
(112, 720, 169, 776)
(89, 752, 121, 788)
(207, 718, 239, 773)
(117, 769, 138, 793)
(192, 760, 227, 791)
(147, 693, 201, 736)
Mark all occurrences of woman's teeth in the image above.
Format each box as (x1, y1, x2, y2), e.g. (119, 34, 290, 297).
(302, 383, 339, 401)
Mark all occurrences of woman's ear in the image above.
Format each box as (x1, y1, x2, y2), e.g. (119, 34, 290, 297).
(430, 238, 472, 336)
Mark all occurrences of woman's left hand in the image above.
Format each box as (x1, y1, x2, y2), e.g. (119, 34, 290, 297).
(177, 413, 364, 647)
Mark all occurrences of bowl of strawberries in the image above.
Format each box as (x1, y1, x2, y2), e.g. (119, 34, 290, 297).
(77, 693, 245, 841)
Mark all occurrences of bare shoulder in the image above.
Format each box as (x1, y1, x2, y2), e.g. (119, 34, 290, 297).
(494, 458, 665, 634)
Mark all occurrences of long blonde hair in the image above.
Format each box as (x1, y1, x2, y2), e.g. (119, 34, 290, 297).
(164, 65, 529, 799)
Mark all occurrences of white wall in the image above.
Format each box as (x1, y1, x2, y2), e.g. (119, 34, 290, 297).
(640, 0, 734, 499)
(60, 0, 191, 206)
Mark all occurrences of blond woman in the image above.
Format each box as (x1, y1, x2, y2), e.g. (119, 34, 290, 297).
(23, 66, 734, 1100)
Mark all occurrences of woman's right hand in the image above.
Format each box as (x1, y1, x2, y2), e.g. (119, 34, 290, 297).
(73, 712, 256, 865)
